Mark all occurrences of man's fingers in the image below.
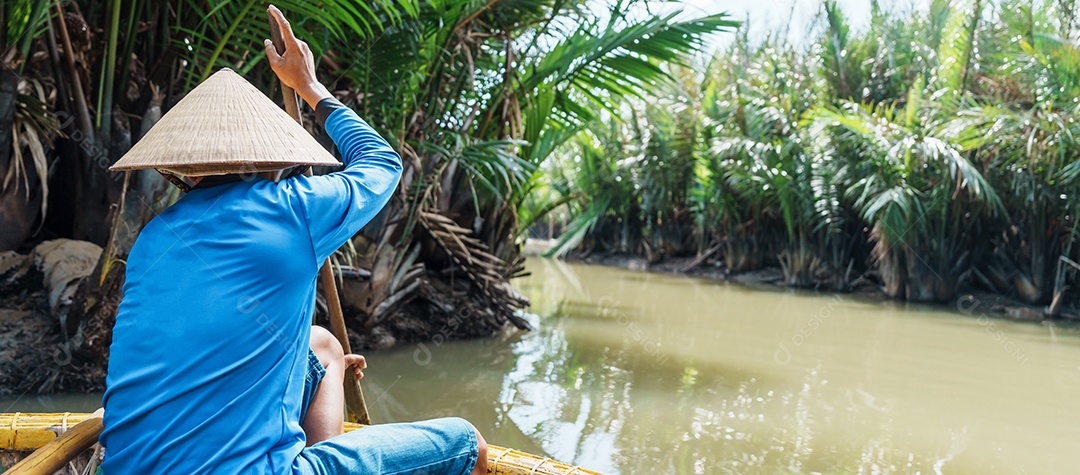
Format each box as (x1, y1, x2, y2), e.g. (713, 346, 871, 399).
(267, 4, 300, 48)
(344, 354, 366, 370)
(344, 354, 366, 379)
(263, 39, 282, 63)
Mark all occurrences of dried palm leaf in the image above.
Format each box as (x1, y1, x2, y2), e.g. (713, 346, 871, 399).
(4, 78, 57, 220)
(419, 209, 530, 329)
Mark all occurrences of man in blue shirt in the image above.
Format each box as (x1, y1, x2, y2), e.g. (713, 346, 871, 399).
(99, 6, 488, 474)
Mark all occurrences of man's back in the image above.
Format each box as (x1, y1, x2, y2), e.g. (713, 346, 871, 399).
(100, 102, 402, 473)
(101, 179, 318, 473)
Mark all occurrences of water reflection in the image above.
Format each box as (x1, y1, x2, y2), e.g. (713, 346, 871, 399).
(491, 259, 1080, 474)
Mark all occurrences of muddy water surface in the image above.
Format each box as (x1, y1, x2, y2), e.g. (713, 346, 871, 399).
(6, 258, 1080, 474)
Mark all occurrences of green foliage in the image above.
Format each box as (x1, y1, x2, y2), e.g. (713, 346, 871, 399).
(546, 0, 1080, 304)
(17, 0, 1080, 310)
(173, 0, 415, 90)
(2, 0, 51, 62)
(2, 0, 739, 334)
(544, 123, 640, 257)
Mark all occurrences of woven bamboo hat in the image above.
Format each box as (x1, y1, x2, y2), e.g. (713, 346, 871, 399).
(110, 68, 338, 176)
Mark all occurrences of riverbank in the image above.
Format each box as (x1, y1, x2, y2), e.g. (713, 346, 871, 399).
(2, 238, 1070, 396)
(0, 242, 110, 395)
(0, 239, 520, 395)
(560, 250, 1073, 325)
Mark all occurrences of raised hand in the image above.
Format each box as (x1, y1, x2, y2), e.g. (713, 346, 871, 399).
(263, 4, 332, 108)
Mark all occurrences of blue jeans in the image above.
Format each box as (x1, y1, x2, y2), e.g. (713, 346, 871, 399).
(296, 349, 479, 475)
(298, 348, 327, 426)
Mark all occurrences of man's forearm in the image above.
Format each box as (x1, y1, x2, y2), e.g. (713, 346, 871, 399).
(321, 101, 401, 171)
(296, 81, 334, 111)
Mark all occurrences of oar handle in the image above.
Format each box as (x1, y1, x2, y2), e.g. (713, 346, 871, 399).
(320, 258, 372, 424)
(267, 9, 371, 426)
(267, 15, 303, 124)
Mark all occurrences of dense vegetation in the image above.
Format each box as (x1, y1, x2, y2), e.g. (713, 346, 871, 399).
(539, 0, 1080, 309)
(0, 0, 734, 391)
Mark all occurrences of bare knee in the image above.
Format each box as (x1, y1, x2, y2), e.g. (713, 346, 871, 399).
(309, 325, 344, 369)
(471, 429, 488, 475)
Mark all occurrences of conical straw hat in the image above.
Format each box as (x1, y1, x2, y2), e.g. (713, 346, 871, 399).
(110, 68, 339, 176)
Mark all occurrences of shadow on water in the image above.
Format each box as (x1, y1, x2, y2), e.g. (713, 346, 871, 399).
(8, 257, 1080, 474)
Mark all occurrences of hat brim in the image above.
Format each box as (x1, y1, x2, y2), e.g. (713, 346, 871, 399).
(109, 68, 341, 174)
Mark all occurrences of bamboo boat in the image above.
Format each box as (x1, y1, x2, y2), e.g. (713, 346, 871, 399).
(0, 413, 600, 475)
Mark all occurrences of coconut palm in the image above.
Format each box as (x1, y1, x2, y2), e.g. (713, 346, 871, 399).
(808, 82, 1003, 301)
(0, 0, 735, 392)
(809, 0, 990, 301)
(946, 0, 1080, 303)
(544, 124, 642, 258)
(706, 35, 835, 285)
(316, 0, 737, 334)
(0, 0, 422, 390)
(539, 0, 1080, 313)
(634, 65, 703, 260)
(0, 0, 57, 249)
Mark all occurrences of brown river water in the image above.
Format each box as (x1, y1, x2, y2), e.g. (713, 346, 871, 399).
(5, 258, 1080, 474)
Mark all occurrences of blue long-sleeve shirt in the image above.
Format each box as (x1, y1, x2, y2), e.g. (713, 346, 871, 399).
(100, 100, 402, 474)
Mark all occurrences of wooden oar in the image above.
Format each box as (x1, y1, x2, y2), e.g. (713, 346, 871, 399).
(5, 415, 102, 475)
(267, 11, 371, 426)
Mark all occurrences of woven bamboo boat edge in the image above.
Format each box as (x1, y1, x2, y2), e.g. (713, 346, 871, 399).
(2, 413, 603, 475)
